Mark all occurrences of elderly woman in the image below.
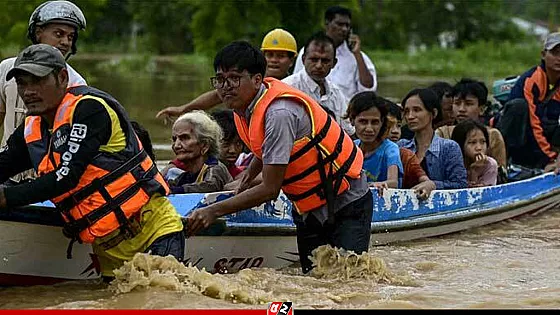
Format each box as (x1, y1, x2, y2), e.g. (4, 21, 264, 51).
(162, 110, 233, 193)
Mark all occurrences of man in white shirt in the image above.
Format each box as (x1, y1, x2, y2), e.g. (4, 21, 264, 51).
(294, 6, 377, 100)
(0, 0, 87, 182)
(0, 1, 87, 148)
(283, 31, 354, 136)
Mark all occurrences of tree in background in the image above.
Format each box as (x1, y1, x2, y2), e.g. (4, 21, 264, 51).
(0, 0, 106, 56)
(0, 0, 545, 56)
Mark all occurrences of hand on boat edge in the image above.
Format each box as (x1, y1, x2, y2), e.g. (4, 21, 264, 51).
(184, 207, 217, 236)
(369, 182, 388, 196)
(412, 180, 436, 200)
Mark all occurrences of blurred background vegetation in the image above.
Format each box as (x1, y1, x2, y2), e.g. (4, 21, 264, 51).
(0, 0, 558, 79)
(1, 0, 558, 156)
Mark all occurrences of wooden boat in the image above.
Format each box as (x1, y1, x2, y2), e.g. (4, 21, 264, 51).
(1, 172, 559, 286)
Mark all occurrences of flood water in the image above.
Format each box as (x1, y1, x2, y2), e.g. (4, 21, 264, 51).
(2, 209, 560, 309)
(2, 57, 559, 309)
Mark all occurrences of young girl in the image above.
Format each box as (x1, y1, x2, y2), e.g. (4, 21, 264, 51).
(346, 91, 403, 189)
(451, 119, 498, 187)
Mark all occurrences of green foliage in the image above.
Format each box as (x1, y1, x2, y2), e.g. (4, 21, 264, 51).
(191, 0, 282, 56)
(0, 0, 552, 58)
(0, 0, 108, 57)
(128, 0, 195, 54)
(369, 40, 541, 81)
(71, 39, 542, 86)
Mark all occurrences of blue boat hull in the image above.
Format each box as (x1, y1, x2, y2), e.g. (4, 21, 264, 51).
(1, 173, 559, 285)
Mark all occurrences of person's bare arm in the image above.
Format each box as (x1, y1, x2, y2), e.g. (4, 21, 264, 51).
(350, 34, 374, 89)
(186, 163, 286, 235)
(155, 90, 222, 123)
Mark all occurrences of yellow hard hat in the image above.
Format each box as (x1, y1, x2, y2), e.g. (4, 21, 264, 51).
(261, 28, 298, 55)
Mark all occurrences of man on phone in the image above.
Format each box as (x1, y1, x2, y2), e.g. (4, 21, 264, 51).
(294, 6, 377, 100)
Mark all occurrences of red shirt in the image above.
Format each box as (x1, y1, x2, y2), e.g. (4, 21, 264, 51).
(400, 147, 427, 189)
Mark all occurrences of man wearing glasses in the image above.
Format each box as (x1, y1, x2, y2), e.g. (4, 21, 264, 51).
(186, 41, 373, 274)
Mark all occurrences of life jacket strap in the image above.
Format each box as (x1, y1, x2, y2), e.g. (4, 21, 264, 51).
(283, 125, 345, 186)
(288, 115, 332, 163)
(55, 149, 148, 212)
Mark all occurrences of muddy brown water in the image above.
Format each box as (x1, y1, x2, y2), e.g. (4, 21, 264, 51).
(3, 60, 556, 309)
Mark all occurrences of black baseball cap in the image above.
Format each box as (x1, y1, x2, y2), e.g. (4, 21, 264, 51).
(6, 44, 66, 81)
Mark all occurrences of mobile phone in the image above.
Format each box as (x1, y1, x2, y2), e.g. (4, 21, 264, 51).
(347, 28, 356, 51)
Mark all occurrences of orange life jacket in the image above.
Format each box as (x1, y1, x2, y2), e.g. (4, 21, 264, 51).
(233, 78, 363, 214)
(24, 86, 169, 244)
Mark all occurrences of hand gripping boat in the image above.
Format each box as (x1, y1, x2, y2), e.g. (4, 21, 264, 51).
(1, 173, 559, 285)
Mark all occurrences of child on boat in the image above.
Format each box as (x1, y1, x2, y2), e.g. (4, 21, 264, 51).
(346, 91, 403, 189)
(451, 119, 498, 187)
(385, 99, 436, 198)
(211, 109, 245, 179)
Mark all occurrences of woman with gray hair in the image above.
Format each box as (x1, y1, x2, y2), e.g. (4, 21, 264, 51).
(162, 110, 233, 193)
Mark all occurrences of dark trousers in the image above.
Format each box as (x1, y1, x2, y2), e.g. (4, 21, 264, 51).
(497, 98, 551, 169)
(145, 230, 185, 262)
(292, 191, 373, 274)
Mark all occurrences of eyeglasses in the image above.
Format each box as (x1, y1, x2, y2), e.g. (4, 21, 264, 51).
(210, 75, 248, 89)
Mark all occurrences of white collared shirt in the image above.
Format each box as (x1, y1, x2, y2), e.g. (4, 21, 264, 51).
(294, 42, 377, 100)
(282, 70, 354, 135)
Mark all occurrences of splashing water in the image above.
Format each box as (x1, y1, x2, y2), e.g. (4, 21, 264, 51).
(110, 253, 273, 304)
(108, 245, 412, 307)
(310, 245, 414, 286)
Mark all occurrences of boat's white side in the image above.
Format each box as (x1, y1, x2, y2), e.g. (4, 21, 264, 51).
(0, 221, 98, 285)
(1, 173, 559, 285)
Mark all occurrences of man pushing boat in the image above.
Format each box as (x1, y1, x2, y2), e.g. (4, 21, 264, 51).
(0, 44, 184, 279)
(185, 41, 373, 274)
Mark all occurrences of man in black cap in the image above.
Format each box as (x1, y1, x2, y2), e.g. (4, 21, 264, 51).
(0, 0, 88, 183)
(0, 44, 185, 280)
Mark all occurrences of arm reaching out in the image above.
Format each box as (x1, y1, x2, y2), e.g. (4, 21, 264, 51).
(156, 90, 222, 124)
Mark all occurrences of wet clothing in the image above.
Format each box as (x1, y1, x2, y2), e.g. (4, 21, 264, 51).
(234, 79, 366, 217)
(0, 86, 183, 277)
(93, 194, 185, 277)
(355, 138, 403, 187)
(162, 156, 232, 193)
(498, 61, 560, 168)
(397, 135, 467, 189)
(234, 79, 371, 273)
(293, 190, 373, 274)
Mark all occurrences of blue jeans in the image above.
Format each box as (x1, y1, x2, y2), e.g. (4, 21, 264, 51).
(292, 191, 373, 273)
(145, 230, 185, 262)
